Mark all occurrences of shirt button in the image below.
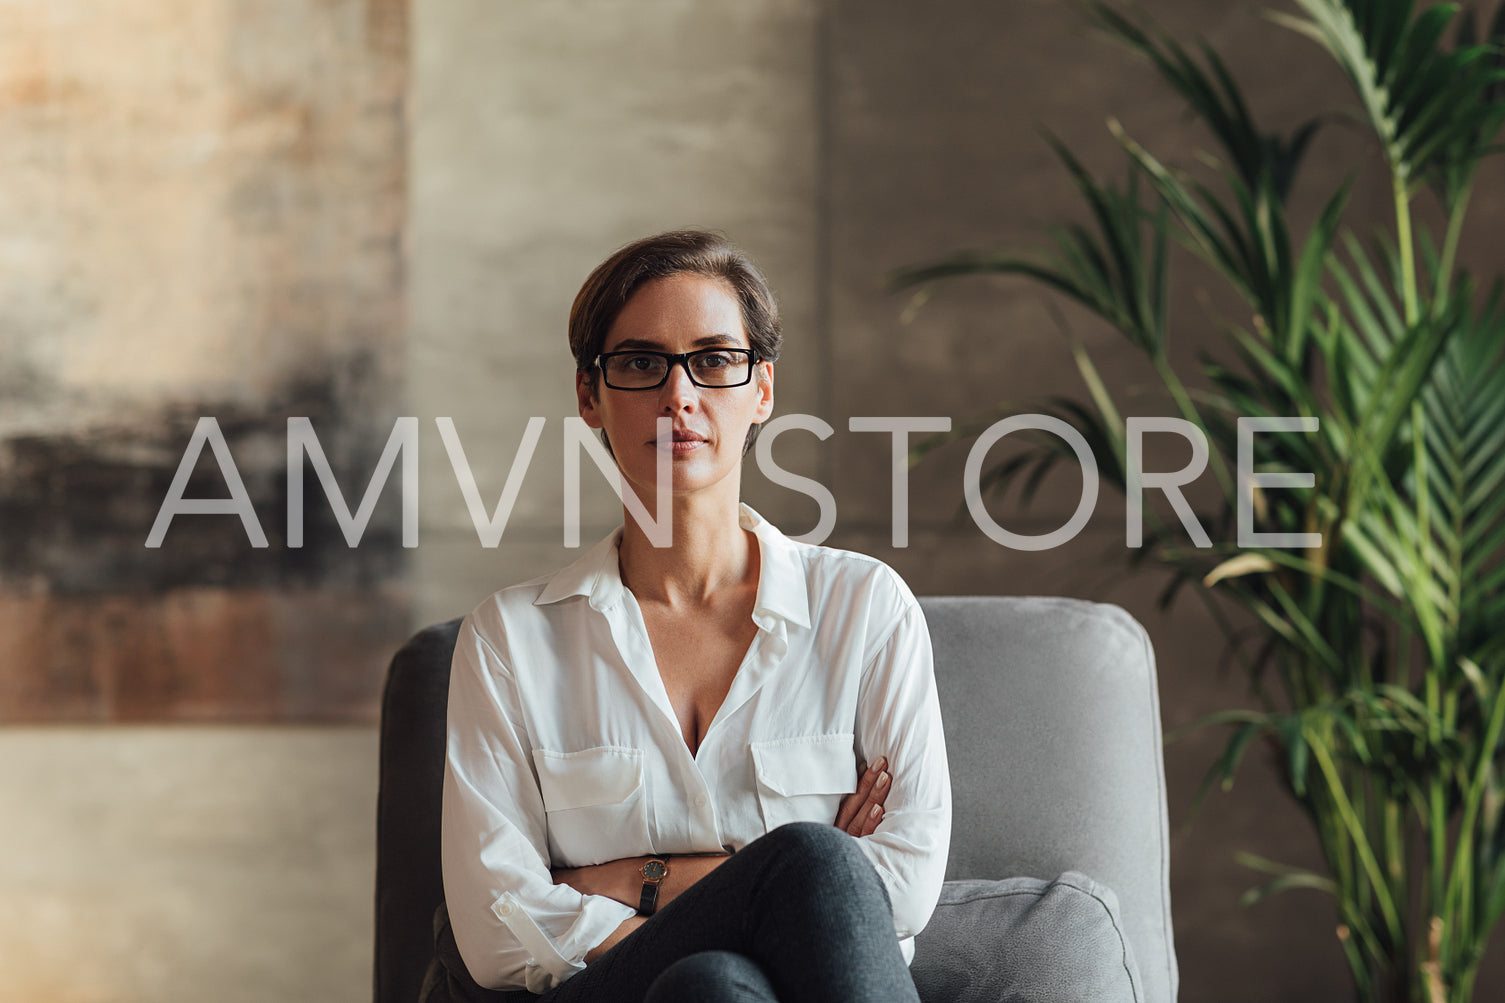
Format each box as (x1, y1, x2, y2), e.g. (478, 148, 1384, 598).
(498, 903, 513, 916)
(692, 795, 707, 808)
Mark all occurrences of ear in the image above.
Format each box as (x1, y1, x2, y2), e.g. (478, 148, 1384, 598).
(576, 370, 603, 429)
(752, 361, 775, 423)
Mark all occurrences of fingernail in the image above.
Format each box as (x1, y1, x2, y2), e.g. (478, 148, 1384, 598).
(869, 804, 881, 819)
(876, 771, 890, 788)
(875, 756, 887, 771)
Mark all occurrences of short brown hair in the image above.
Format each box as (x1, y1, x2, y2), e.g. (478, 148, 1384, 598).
(569, 229, 783, 379)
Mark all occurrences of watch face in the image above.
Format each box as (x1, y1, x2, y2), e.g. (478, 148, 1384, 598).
(641, 859, 667, 881)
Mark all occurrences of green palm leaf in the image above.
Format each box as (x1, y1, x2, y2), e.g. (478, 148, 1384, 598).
(1084, 1, 1324, 199)
(1429, 3, 1505, 208)
(1270, 0, 1505, 187)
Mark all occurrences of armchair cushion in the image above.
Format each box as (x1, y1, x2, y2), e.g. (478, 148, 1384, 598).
(911, 872, 1143, 1003)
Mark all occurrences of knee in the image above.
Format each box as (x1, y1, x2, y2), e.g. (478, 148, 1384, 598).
(763, 820, 862, 863)
(758, 822, 890, 907)
(644, 951, 775, 1003)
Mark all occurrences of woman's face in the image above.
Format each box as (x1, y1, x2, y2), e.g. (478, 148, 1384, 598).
(576, 273, 775, 506)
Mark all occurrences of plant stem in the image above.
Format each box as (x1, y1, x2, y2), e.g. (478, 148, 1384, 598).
(1435, 180, 1475, 308)
(1394, 172, 1420, 327)
(1443, 676, 1505, 977)
(1309, 732, 1404, 939)
(1384, 796, 1403, 914)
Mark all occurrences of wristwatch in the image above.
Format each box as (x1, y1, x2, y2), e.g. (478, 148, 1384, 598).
(637, 856, 670, 916)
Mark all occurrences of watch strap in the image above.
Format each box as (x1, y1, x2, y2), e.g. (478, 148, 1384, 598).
(637, 856, 669, 916)
(636, 878, 659, 917)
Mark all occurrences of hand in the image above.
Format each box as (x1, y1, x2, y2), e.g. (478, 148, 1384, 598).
(834, 756, 891, 837)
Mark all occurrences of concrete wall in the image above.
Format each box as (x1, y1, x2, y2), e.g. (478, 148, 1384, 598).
(5, 0, 1505, 1000)
(408, 0, 824, 625)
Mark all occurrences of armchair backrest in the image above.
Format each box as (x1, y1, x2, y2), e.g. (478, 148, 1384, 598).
(921, 596, 1177, 1002)
(375, 617, 458, 1003)
(374, 596, 1177, 1003)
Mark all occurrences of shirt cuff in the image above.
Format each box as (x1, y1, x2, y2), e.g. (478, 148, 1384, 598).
(491, 890, 638, 993)
(853, 840, 903, 916)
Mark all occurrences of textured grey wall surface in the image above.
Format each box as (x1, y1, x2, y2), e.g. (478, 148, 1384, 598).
(408, 0, 823, 625)
(6, 0, 1505, 1000)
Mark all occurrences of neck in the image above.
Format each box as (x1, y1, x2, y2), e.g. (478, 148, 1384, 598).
(619, 490, 755, 607)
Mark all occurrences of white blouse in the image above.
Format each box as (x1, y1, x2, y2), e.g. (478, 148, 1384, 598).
(441, 504, 952, 993)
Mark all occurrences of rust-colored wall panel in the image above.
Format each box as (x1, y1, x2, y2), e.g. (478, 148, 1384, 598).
(0, 589, 404, 722)
(0, 595, 110, 719)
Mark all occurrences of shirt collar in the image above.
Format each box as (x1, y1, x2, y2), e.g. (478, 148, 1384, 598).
(741, 504, 811, 630)
(533, 526, 627, 611)
(532, 503, 811, 629)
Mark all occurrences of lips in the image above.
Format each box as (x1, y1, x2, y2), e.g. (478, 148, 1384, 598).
(650, 428, 707, 443)
(655, 429, 708, 453)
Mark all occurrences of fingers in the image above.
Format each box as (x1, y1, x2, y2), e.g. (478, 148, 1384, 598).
(835, 757, 890, 836)
(858, 801, 882, 837)
(856, 768, 891, 836)
(870, 764, 892, 809)
(834, 759, 872, 831)
(836, 758, 880, 831)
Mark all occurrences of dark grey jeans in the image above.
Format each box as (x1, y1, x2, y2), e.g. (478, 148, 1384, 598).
(426, 822, 920, 1003)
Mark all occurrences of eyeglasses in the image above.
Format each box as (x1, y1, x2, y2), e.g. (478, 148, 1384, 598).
(594, 348, 759, 390)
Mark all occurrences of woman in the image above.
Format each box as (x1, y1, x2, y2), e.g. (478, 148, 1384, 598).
(438, 230, 951, 1002)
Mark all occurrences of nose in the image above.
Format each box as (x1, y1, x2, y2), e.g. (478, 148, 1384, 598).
(659, 359, 699, 411)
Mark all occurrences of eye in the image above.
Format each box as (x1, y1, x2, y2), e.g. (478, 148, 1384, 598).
(621, 353, 661, 371)
(695, 351, 733, 369)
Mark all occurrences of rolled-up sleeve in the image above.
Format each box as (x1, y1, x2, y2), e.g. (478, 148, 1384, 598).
(441, 615, 637, 993)
(853, 599, 952, 941)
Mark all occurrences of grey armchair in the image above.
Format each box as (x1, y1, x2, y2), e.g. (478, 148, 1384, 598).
(375, 596, 1178, 1002)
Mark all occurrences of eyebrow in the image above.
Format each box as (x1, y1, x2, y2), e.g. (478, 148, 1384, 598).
(608, 334, 744, 351)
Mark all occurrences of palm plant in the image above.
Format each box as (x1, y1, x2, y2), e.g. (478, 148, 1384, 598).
(894, 2, 1505, 1000)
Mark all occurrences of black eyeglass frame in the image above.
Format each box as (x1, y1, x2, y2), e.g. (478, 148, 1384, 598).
(593, 348, 761, 391)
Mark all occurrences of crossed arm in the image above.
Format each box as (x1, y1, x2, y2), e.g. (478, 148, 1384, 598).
(551, 757, 895, 962)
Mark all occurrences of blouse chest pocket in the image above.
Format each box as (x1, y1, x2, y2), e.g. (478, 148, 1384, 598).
(532, 746, 652, 867)
(750, 733, 857, 833)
